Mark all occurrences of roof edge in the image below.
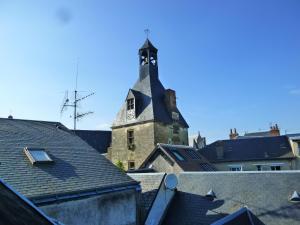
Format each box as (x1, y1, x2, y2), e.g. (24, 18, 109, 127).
(31, 181, 140, 206)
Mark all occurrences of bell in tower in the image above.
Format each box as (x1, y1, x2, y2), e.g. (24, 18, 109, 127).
(139, 39, 158, 81)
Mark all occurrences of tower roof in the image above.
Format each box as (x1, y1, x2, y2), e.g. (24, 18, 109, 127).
(112, 73, 189, 128)
(139, 39, 158, 52)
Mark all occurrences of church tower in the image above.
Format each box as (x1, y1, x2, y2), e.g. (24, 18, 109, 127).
(109, 39, 189, 170)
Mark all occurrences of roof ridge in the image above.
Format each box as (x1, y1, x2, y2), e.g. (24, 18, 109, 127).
(0, 117, 61, 125)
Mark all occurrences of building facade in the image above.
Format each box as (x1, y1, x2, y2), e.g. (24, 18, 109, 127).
(199, 135, 300, 171)
(109, 39, 189, 170)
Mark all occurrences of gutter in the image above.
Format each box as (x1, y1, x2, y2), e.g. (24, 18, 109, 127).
(32, 182, 141, 206)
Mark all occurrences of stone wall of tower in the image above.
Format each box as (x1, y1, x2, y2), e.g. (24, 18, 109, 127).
(154, 122, 189, 146)
(109, 121, 189, 171)
(109, 122, 156, 170)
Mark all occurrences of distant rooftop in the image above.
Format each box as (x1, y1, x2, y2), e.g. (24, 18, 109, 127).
(200, 135, 294, 163)
(74, 129, 111, 154)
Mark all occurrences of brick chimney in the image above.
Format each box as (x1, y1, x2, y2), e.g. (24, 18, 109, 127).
(165, 89, 177, 111)
(270, 124, 280, 136)
(229, 128, 239, 140)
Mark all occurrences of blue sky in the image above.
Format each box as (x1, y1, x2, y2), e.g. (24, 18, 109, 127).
(0, 0, 300, 143)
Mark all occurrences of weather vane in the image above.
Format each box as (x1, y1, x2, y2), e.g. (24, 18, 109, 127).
(144, 29, 150, 39)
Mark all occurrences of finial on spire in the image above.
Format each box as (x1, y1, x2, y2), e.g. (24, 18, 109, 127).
(144, 28, 150, 39)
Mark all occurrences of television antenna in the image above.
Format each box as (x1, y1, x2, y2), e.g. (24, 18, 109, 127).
(60, 61, 95, 130)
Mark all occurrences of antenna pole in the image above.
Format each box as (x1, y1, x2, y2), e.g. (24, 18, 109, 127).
(74, 59, 79, 130)
(60, 59, 94, 130)
(74, 90, 77, 130)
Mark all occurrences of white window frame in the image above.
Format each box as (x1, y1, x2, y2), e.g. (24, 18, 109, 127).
(253, 162, 285, 171)
(228, 165, 243, 171)
(24, 147, 53, 165)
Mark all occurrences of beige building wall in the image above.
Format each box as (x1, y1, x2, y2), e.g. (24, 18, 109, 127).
(154, 122, 188, 146)
(109, 121, 189, 171)
(212, 159, 295, 171)
(110, 122, 155, 170)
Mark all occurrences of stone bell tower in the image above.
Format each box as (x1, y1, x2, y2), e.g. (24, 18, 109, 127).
(109, 39, 189, 170)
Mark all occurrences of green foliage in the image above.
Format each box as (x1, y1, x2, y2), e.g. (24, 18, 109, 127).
(115, 160, 125, 171)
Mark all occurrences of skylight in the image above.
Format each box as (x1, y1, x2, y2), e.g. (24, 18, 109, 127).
(172, 151, 185, 161)
(24, 148, 53, 165)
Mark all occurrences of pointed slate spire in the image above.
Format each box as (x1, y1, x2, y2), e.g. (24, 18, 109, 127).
(289, 191, 300, 202)
(139, 38, 158, 52)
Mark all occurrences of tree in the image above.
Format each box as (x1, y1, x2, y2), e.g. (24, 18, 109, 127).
(115, 160, 125, 171)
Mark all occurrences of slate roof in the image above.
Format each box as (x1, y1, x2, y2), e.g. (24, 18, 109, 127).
(140, 144, 216, 171)
(286, 133, 300, 140)
(200, 136, 294, 163)
(112, 39, 189, 128)
(243, 131, 272, 137)
(163, 171, 300, 225)
(0, 118, 138, 204)
(139, 38, 158, 52)
(74, 130, 111, 154)
(0, 179, 56, 225)
(128, 173, 166, 223)
(211, 207, 264, 225)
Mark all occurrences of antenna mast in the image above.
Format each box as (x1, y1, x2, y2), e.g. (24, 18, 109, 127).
(61, 60, 95, 130)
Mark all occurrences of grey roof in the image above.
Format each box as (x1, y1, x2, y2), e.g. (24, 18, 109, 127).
(140, 144, 216, 171)
(163, 171, 300, 225)
(243, 131, 273, 137)
(0, 118, 137, 203)
(112, 40, 188, 128)
(129, 173, 166, 223)
(139, 38, 158, 52)
(286, 133, 300, 140)
(0, 179, 55, 225)
(74, 130, 111, 154)
(200, 135, 294, 163)
(211, 207, 263, 225)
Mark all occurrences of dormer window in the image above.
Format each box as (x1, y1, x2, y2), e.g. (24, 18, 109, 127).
(127, 98, 134, 110)
(127, 98, 135, 120)
(24, 147, 53, 165)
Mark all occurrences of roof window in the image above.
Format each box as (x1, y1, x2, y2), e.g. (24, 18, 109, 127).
(172, 151, 185, 161)
(24, 147, 53, 165)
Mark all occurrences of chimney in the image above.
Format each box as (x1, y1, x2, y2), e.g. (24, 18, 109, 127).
(229, 128, 239, 139)
(165, 89, 177, 111)
(270, 123, 280, 136)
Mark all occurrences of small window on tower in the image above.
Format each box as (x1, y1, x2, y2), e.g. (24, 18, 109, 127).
(173, 125, 180, 134)
(141, 51, 148, 65)
(127, 130, 135, 149)
(127, 98, 134, 110)
(128, 161, 135, 170)
(150, 53, 157, 66)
